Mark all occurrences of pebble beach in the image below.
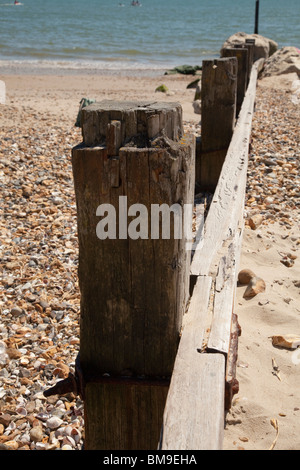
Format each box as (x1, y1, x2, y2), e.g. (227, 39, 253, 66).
(0, 66, 299, 450)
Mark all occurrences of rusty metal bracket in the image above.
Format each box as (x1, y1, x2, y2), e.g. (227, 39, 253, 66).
(225, 313, 241, 410)
(43, 353, 85, 400)
(43, 353, 170, 401)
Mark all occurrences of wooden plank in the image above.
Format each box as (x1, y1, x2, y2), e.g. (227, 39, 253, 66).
(208, 278, 235, 355)
(160, 275, 225, 450)
(160, 353, 225, 450)
(207, 228, 243, 355)
(180, 275, 212, 353)
(191, 59, 264, 278)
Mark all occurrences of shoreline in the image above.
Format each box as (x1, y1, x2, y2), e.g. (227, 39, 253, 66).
(0, 58, 207, 78)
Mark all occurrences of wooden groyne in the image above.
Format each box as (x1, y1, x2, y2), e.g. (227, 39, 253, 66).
(160, 56, 264, 450)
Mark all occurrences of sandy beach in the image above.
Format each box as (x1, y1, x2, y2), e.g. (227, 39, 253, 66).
(0, 67, 299, 450)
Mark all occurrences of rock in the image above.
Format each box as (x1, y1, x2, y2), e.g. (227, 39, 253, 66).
(30, 426, 44, 443)
(3, 440, 19, 450)
(238, 269, 256, 285)
(10, 306, 23, 317)
(243, 277, 266, 298)
(261, 47, 300, 78)
(248, 214, 263, 230)
(165, 65, 202, 75)
(192, 100, 201, 115)
(280, 256, 294, 267)
(6, 347, 22, 360)
(0, 414, 12, 427)
(220, 32, 278, 61)
(21, 185, 32, 198)
(272, 334, 300, 350)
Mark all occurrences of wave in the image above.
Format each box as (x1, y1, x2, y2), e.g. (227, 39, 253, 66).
(0, 58, 171, 76)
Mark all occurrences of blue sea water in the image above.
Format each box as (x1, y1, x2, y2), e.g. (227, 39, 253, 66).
(0, 0, 299, 74)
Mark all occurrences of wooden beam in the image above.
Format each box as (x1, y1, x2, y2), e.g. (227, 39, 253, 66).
(207, 226, 243, 355)
(160, 275, 225, 450)
(160, 353, 225, 450)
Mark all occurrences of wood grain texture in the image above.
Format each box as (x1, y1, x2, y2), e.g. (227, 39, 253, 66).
(221, 47, 248, 116)
(160, 353, 225, 450)
(207, 228, 243, 355)
(72, 137, 195, 378)
(201, 58, 237, 154)
(198, 58, 237, 191)
(72, 102, 196, 451)
(160, 276, 225, 450)
(85, 380, 169, 450)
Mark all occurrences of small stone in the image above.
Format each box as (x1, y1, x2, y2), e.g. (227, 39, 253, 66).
(243, 277, 266, 298)
(0, 414, 12, 427)
(6, 347, 22, 360)
(37, 299, 50, 310)
(280, 257, 294, 267)
(22, 185, 32, 198)
(238, 269, 256, 285)
(3, 440, 19, 450)
(248, 214, 263, 230)
(30, 426, 44, 443)
(272, 334, 300, 350)
(10, 306, 23, 317)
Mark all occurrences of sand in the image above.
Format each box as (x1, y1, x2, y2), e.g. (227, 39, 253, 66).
(0, 66, 299, 451)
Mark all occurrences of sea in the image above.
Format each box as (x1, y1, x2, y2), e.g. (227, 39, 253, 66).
(0, 0, 299, 75)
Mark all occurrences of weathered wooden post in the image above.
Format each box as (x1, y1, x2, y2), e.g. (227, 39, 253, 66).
(71, 100, 195, 449)
(221, 47, 248, 117)
(245, 39, 255, 84)
(196, 57, 237, 191)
